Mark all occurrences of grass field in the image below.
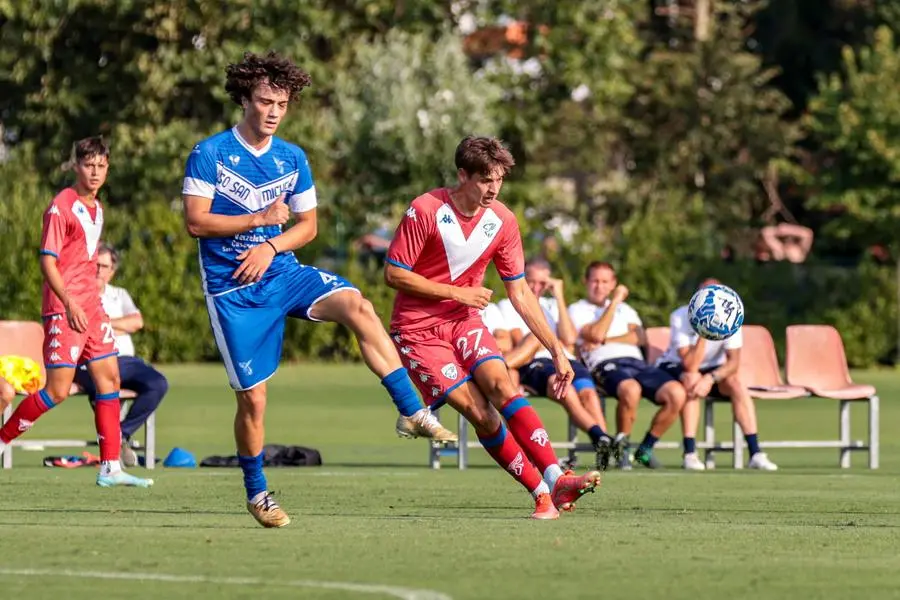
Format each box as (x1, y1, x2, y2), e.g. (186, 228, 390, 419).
(1, 364, 898, 600)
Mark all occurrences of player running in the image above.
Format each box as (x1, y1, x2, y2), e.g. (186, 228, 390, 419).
(182, 51, 452, 529)
(385, 136, 602, 520)
(0, 137, 152, 488)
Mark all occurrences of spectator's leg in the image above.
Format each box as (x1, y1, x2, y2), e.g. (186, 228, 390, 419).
(0, 378, 14, 413)
(118, 356, 168, 441)
(615, 379, 641, 437)
(74, 365, 99, 404)
(679, 371, 703, 455)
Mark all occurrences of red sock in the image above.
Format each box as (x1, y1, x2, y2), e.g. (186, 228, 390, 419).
(501, 397, 559, 473)
(94, 393, 122, 462)
(477, 423, 543, 493)
(0, 390, 55, 443)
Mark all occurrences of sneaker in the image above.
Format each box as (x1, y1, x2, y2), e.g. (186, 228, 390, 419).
(531, 493, 559, 520)
(551, 470, 602, 511)
(592, 434, 614, 471)
(613, 434, 632, 470)
(748, 452, 778, 471)
(558, 455, 578, 470)
(395, 409, 458, 443)
(96, 470, 154, 488)
(682, 452, 706, 471)
(633, 446, 663, 469)
(121, 440, 139, 468)
(247, 491, 291, 528)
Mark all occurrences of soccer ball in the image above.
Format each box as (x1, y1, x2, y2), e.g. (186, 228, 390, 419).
(687, 284, 745, 341)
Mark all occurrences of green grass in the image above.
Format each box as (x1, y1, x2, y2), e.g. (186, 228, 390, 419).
(1, 364, 898, 600)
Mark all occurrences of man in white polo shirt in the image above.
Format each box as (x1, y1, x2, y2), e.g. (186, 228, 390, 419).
(569, 261, 685, 469)
(655, 278, 778, 471)
(496, 258, 614, 470)
(74, 242, 169, 466)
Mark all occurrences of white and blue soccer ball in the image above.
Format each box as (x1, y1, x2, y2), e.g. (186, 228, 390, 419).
(687, 283, 745, 341)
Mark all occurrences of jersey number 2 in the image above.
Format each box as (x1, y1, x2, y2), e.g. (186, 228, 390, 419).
(456, 328, 483, 360)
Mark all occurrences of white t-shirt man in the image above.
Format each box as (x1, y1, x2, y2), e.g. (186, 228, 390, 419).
(100, 284, 140, 357)
(497, 297, 570, 360)
(656, 305, 743, 370)
(568, 299, 644, 370)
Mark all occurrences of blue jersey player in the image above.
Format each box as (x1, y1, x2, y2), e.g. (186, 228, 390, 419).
(181, 51, 455, 528)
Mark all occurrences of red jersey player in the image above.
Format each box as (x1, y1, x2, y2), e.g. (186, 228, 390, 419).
(385, 136, 602, 519)
(0, 137, 151, 488)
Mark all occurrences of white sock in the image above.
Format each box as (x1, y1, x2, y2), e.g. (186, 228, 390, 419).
(100, 460, 121, 477)
(411, 408, 428, 421)
(543, 464, 564, 489)
(531, 481, 550, 499)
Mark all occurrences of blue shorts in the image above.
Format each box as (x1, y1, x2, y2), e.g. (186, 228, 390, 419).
(591, 357, 677, 404)
(519, 358, 595, 396)
(205, 263, 357, 390)
(657, 361, 724, 397)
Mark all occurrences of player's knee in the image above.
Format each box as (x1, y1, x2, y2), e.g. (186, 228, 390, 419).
(0, 379, 14, 409)
(461, 402, 501, 432)
(481, 375, 518, 404)
(657, 382, 686, 410)
(617, 380, 641, 405)
(236, 388, 266, 420)
(147, 373, 169, 399)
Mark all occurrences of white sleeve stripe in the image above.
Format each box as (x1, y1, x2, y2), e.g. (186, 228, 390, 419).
(289, 186, 317, 213)
(183, 177, 215, 198)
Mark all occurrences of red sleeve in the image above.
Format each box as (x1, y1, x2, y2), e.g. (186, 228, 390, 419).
(493, 216, 525, 281)
(386, 200, 431, 271)
(40, 200, 69, 258)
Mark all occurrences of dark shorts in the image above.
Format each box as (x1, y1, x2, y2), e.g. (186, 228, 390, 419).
(656, 361, 724, 398)
(592, 357, 677, 404)
(519, 358, 594, 397)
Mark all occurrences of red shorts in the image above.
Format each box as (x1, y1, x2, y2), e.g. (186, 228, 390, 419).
(391, 316, 504, 407)
(43, 306, 118, 369)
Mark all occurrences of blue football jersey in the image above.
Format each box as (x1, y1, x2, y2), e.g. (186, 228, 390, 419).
(182, 127, 317, 295)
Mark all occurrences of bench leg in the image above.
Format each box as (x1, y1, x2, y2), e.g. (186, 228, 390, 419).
(839, 400, 851, 468)
(457, 412, 468, 470)
(732, 417, 743, 469)
(703, 399, 715, 470)
(1, 404, 11, 469)
(145, 411, 156, 470)
(868, 395, 880, 470)
(567, 416, 578, 466)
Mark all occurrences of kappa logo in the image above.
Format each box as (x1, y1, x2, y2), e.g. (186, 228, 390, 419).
(48, 338, 61, 349)
(431, 386, 440, 397)
(476, 346, 491, 358)
(408, 359, 419, 370)
(482, 222, 498, 238)
(440, 214, 454, 225)
(48, 205, 61, 216)
(18, 418, 34, 433)
(319, 272, 338, 285)
(239, 359, 253, 376)
(603, 362, 617, 372)
(406, 206, 417, 220)
(392, 334, 403, 344)
(191, 144, 202, 155)
(69, 346, 80, 362)
(530, 428, 550, 448)
(49, 352, 62, 363)
(48, 325, 62, 335)
(229, 155, 240, 166)
(419, 373, 429, 383)
(400, 346, 412, 355)
(273, 156, 286, 175)
(441, 363, 458, 381)
(508, 452, 524, 476)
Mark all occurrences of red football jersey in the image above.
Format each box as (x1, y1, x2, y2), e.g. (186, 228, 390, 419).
(387, 188, 525, 332)
(40, 188, 105, 317)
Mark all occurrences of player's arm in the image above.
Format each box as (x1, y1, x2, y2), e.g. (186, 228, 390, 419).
(580, 285, 628, 344)
(39, 254, 88, 333)
(503, 278, 566, 364)
(384, 264, 491, 307)
(183, 195, 287, 238)
(604, 324, 643, 347)
(549, 279, 577, 347)
(111, 290, 144, 335)
(503, 333, 542, 370)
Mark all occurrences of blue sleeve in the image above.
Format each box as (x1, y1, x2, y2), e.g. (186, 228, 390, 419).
(182, 142, 217, 198)
(288, 148, 317, 213)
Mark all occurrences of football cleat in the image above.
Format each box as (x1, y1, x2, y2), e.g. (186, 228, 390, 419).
(395, 409, 457, 443)
(247, 491, 291, 528)
(531, 493, 559, 520)
(593, 434, 615, 471)
(96, 470, 154, 488)
(551, 470, 602, 511)
(633, 447, 663, 469)
(682, 452, 706, 471)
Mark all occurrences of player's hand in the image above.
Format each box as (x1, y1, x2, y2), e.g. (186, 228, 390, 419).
(258, 195, 290, 227)
(452, 286, 493, 309)
(64, 299, 88, 333)
(690, 373, 715, 398)
(611, 284, 629, 304)
(546, 278, 565, 299)
(550, 354, 574, 400)
(233, 241, 278, 284)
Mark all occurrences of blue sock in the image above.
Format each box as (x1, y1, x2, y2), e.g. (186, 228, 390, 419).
(683, 437, 696, 454)
(238, 452, 267, 501)
(745, 433, 761, 456)
(382, 368, 425, 417)
(588, 425, 607, 445)
(639, 432, 659, 452)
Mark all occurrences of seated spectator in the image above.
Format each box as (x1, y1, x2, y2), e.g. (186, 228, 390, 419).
(0, 376, 14, 413)
(758, 223, 814, 263)
(569, 261, 685, 469)
(494, 259, 614, 470)
(74, 242, 168, 467)
(655, 278, 778, 471)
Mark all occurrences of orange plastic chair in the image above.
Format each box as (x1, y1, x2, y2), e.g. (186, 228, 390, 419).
(785, 325, 877, 399)
(739, 325, 808, 400)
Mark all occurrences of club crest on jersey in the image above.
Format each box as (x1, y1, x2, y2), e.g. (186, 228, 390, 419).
(70, 346, 80, 362)
(273, 156, 286, 175)
(530, 428, 550, 447)
(441, 363, 458, 380)
(603, 362, 617, 372)
(229, 155, 240, 166)
(482, 222, 498, 238)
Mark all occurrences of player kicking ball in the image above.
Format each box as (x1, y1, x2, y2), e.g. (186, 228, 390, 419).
(182, 51, 453, 528)
(385, 136, 602, 519)
(0, 137, 152, 488)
